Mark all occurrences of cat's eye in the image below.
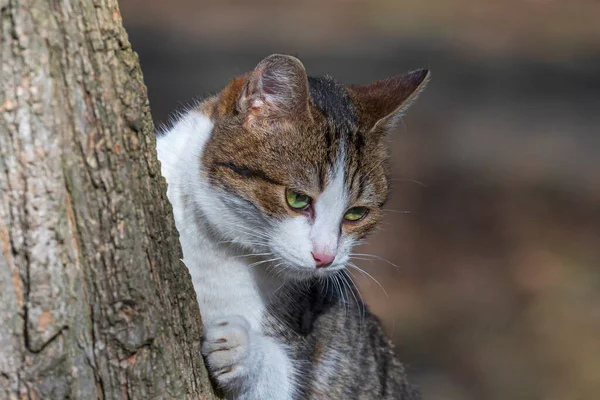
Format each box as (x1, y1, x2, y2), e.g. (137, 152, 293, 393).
(344, 206, 368, 222)
(286, 189, 311, 210)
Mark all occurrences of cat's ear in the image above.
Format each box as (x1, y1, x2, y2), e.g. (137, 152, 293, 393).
(237, 54, 311, 120)
(349, 69, 430, 132)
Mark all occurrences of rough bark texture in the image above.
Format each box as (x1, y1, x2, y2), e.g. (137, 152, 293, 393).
(0, 0, 219, 398)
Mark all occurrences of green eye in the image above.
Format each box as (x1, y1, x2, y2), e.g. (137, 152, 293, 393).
(286, 189, 311, 210)
(344, 206, 368, 222)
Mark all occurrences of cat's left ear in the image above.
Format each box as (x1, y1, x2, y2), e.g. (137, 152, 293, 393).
(237, 54, 312, 121)
(349, 69, 430, 132)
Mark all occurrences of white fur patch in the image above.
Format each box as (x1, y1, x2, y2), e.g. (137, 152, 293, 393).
(157, 110, 295, 399)
(311, 158, 347, 259)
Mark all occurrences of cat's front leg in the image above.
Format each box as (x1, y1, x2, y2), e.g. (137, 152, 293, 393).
(202, 315, 295, 400)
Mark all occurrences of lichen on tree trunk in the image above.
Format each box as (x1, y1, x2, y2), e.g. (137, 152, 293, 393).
(0, 0, 219, 398)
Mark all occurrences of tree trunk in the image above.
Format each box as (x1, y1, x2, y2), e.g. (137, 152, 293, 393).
(0, 0, 219, 398)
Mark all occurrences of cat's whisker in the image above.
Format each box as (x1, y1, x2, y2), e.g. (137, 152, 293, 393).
(217, 239, 268, 248)
(247, 257, 282, 269)
(269, 262, 291, 290)
(342, 269, 365, 307)
(360, 162, 383, 183)
(347, 262, 389, 298)
(399, 115, 408, 133)
(268, 261, 292, 281)
(355, 240, 369, 247)
(330, 275, 339, 303)
(214, 221, 272, 240)
(317, 276, 326, 296)
(341, 274, 351, 318)
(329, 275, 338, 295)
(345, 270, 366, 319)
(340, 274, 350, 318)
(333, 273, 349, 318)
(214, 229, 270, 243)
(216, 231, 268, 243)
(382, 209, 412, 214)
(341, 269, 365, 330)
(232, 252, 275, 259)
(389, 178, 427, 187)
(273, 278, 286, 295)
(349, 253, 402, 269)
(348, 256, 377, 262)
(224, 230, 271, 243)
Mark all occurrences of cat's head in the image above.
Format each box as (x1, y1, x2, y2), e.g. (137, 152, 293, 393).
(200, 54, 429, 279)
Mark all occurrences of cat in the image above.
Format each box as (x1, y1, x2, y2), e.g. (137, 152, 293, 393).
(156, 54, 429, 400)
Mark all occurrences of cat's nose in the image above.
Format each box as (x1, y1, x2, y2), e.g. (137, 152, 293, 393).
(312, 251, 335, 268)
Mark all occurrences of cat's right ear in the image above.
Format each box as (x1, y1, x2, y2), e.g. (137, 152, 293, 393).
(237, 54, 312, 121)
(349, 69, 430, 133)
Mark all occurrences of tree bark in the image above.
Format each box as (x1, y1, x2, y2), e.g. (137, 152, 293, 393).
(0, 0, 219, 398)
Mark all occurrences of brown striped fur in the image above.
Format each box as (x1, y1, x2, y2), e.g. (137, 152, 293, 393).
(200, 55, 429, 240)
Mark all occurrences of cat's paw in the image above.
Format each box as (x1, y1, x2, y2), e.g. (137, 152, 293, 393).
(202, 315, 258, 389)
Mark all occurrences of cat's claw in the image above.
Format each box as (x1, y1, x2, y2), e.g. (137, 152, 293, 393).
(202, 315, 257, 388)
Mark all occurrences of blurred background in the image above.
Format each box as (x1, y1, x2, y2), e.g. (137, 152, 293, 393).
(119, 1, 600, 398)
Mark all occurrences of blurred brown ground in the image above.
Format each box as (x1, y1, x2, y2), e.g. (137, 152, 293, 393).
(119, 1, 600, 398)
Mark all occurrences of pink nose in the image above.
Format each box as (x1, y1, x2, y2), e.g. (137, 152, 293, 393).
(312, 252, 335, 268)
